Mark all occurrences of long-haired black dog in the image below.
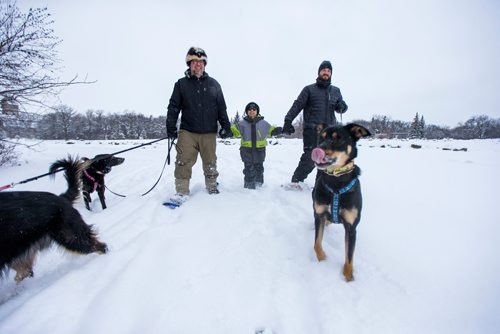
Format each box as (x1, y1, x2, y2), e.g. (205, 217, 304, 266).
(0, 157, 108, 283)
(81, 154, 124, 211)
(310, 123, 371, 281)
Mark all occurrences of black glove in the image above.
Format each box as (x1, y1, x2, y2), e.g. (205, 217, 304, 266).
(219, 127, 232, 139)
(335, 100, 348, 114)
(282, 121, 295, 135)
(167, 128, 178, 139)
(271, 127, 282, 136)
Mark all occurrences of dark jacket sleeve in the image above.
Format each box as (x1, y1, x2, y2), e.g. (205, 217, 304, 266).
(284, 86, 309, 123)
(166, 81, 182, 133)
(335, 99, 348, 114)
(216, 87, 231, 131)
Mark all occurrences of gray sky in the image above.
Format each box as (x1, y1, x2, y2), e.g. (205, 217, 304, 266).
(19, 0, 500, 126)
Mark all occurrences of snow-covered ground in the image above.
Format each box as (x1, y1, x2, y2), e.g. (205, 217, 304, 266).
(1, 136, 499, 334)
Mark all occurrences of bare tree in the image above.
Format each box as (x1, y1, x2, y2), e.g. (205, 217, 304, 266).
(53, 105, 76, 140)
(0, 0, 94, 162)
(0, 0, 93, 109)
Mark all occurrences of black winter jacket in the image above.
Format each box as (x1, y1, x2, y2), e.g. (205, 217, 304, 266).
(284, 79, 347, 130)
(167, 70, 231, 134)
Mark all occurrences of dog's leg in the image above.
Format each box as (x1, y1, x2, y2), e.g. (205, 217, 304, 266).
(341, 207, 360, 281)
(313, 203, 329, 261)
(11, 236, 52, 283)
(97, 186, 107, 210)
(342, 224, 357, 282)
(83, 190, 92, 210)
(51, 209, 108, 254)
(11, 256, 35, 283)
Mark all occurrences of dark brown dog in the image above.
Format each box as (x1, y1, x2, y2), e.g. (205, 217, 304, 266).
(81, 154, 124, 210)
(0, 157, 108, 283)
(310, 123, 371, 281)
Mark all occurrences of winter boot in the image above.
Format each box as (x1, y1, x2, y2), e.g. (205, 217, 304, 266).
(244, 181, 256, 189)
(175, 178, 190, 196)
(205, 176, 219, 194)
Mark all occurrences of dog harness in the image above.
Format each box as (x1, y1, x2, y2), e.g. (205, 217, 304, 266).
(325, 178, 358, 224)
(83, 170, 98, 191)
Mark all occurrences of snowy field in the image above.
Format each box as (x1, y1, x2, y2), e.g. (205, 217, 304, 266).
(1, 136, 499, 334)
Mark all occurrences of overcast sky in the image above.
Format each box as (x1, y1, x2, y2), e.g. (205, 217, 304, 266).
(19, 0, 500, 127)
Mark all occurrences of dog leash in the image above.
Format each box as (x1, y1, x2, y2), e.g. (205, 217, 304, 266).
(105, 185, 126, 197)
(106, 136, 168, 156)
(141, 138, 177, 196)
(0, 137, 169, 192)
(0, 167, 66, 191)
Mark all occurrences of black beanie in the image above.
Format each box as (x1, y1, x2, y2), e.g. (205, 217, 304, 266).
(245, 102, 260, 115)
(318, 60, 332, 74)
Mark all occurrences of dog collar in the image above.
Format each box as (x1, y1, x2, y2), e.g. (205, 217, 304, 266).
(324, 161, 355, 177)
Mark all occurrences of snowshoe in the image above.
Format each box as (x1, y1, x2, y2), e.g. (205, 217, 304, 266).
(163, 193, 189, 209)
(281, 182, 310, 191)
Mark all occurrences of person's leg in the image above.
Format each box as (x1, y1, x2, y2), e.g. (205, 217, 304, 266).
(291, 128, 317, 183)
(240, 148, 255, 189)
(243, 162, 256, 189)
(255, 149, 266, 186)
(199, 132, 219, 193)
(255, 162, 264, 186)
(174, 130, 199, 195)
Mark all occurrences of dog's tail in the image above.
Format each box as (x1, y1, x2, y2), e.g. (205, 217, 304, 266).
(49, 156, 85, 203)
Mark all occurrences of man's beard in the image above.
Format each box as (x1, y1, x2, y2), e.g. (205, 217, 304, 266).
(320, 74, 331, 81)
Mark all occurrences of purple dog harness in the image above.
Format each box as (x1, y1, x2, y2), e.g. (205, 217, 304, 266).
(83, 169, 98, 191)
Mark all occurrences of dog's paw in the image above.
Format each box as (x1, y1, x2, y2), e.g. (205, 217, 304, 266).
(314, 246, 327, 261)
(343, 264, 354, 282)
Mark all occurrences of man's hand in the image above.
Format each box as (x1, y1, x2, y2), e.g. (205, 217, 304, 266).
(282, 121, 295, 135)
(167, 128, 178, 139)
(335, 101, 348, 114)
(219, 128, 233, 139)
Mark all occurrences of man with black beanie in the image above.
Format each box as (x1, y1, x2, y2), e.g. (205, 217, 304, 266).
(282, 60, 348, 190)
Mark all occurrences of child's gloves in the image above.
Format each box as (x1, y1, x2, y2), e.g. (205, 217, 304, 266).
(271, 127, 282, 136)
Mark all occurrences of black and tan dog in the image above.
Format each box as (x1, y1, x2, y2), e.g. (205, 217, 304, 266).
(310, 123, 371, 281)
(81, 154, 124, 211)
(0, 157, 108, 283)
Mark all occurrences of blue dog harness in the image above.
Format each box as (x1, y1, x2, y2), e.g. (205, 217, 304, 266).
(325, 178, 358, 224)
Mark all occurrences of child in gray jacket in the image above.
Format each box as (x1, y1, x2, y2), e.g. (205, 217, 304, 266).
(230, 102, 281, 189)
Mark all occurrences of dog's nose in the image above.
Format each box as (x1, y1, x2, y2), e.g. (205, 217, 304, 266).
(311, 148, 326, 163)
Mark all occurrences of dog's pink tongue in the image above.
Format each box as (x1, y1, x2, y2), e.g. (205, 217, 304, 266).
(311, 148, 326, 163)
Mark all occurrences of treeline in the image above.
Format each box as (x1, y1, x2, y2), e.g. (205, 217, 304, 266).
(2, 106, 500, 140)
(352, 114, 500, 139)
(2, 106, 166, 140)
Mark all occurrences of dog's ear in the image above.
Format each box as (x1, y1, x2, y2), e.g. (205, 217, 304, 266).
(93, 154, 111, 162)
(345, 123, 371, 141)
(110, 156, 125, 166)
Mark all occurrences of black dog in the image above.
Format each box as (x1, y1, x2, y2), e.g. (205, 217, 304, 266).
(81, 154, 124, 210)
(310, 123, 371, 281)
(0, 157, 108, 283)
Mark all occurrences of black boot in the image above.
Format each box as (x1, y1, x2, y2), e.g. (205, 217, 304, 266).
(244, 181, 256, 189)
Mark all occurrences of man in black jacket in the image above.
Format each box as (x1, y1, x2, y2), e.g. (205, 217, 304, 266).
(166, 47, 232, 200)
(282, 60, 348, 190)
